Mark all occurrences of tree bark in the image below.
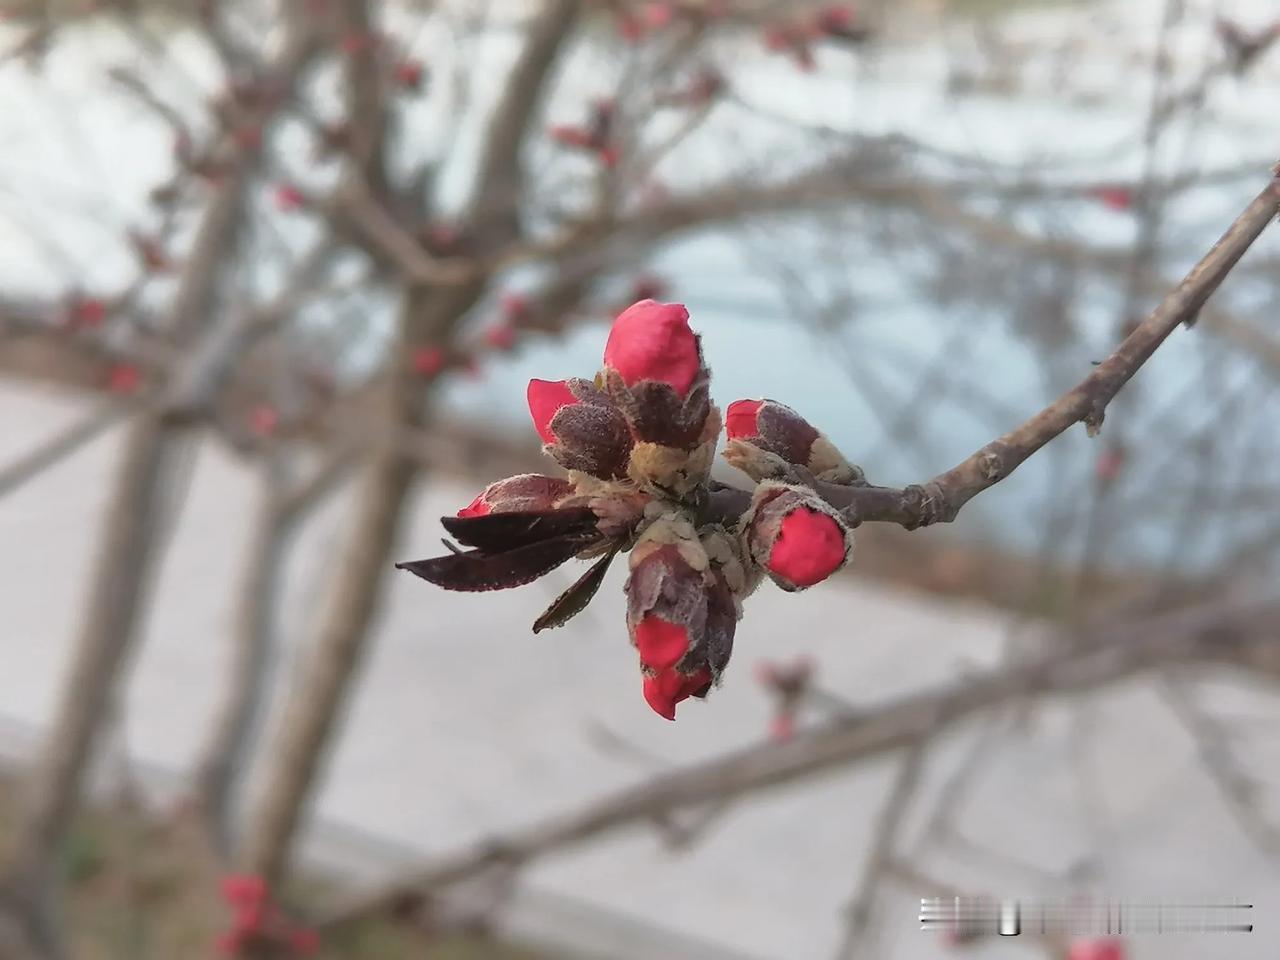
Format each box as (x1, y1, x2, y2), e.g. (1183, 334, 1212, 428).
(193, 480, 295, 856)
(240, 280, 482, 887)
(0, 20, 319, 950)
(0, 416, 174, 957)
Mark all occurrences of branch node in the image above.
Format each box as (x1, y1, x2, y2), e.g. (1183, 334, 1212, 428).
(977, 449, 1006, 483)
(1083, 403, 1106, 438)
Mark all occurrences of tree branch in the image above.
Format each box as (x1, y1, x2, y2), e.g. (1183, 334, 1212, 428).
(317, 593, 1275, 931)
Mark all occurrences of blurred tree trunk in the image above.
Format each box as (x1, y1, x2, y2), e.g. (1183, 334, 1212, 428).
(193, 477, 294, 856)
(0, 18, 318, 951)
(239, 0, 581, 888)
(0, 417, 175, 958)
(240, 280, 482, 886)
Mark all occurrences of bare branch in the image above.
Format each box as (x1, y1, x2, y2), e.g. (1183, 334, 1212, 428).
(319, 593, 1276, 930)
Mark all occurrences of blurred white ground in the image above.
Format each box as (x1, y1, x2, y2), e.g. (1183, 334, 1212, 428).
(2, 379, 1279, 960)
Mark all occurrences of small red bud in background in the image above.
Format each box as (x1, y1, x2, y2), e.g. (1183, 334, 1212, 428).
(105, 364, 139, 394)
(422, 223, 457, 254)
(233, 124, 262, 151)
(769, 712, 796, 742)
(288, 928, 320, 956)
(273, 183, 306, 212)
(393, 58, 425, 91)
(549, 124, 594, 148)
(642, 2, 674, 30)
(250, 405, 278, 437)
(484, 324, 517, 351)
(1067, 938, 1126, 960)
(340, 31, 376, 55)
(220, 874, 267, 909)
(69, 297, 107, 330)
(411, 346, 445, 377)
(764, 26, 791, 51)
(501, 292, 531, 323)
(617, 11, 645, 42)
(1094, 444, 1125, 485)
(1086, 185, 1134, 211)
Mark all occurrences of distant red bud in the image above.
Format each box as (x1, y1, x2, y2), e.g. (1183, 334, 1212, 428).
(250, 406, 278, 437)
(394, 59, 425, 91)
(484, 324, 517, 351)
(1087, 185, 1134, 211)
(1067, 939, 1126, 960)
(273, 183, 306, 211)
(411, 346, 445, 377)
(106, 363, 142, 395)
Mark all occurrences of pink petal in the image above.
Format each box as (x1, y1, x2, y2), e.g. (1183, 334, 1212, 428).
(642, 667, 711, 721)
(634, 616, 689, 671)
(526, 378, 578, 443)
(457, 493, 490, 518)
(725, 399, 764, 439)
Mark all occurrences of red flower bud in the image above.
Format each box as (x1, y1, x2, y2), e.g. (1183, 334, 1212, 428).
(723, 398, 861, 483)
(250, 405, 278, 437)
(814, 5, 869, 41)
(528, 378, 633, 478)
(549, 124, 594, 149)
(106, 362, 142, 395)
(626, 519, 743, 720)
(1087, 185, 1134, 211)
(421, 222, 459, 255)
(501, 292, 531, 322)
(221, 874, 267, 909)
(394, 58, 425, 91)
(340, 31, 375, 55)
(1095, 445, 1125, 484)
(1067, 939, 1125, 960)
(604, 299, 702, 397)
(642, 2, 674, 29)
(764, 26, 792, 51)
(233, 124, 262, 151)
(769, 711, 796, 742)
(484, 324, 517, 351)
(411, 345, 446, 377)
(744, 484, 852, 591)
(274, 183, 306, 211)
(69, 296, 107, 329)
(288, 928, 320, 956)
(771, 508, 846, 587)
(457, 474, 573, 518)
(617, 11, 645, 42)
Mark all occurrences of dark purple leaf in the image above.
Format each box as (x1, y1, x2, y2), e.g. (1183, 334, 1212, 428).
(532, 545, 619, 634)
(440, 507, 598, 552)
